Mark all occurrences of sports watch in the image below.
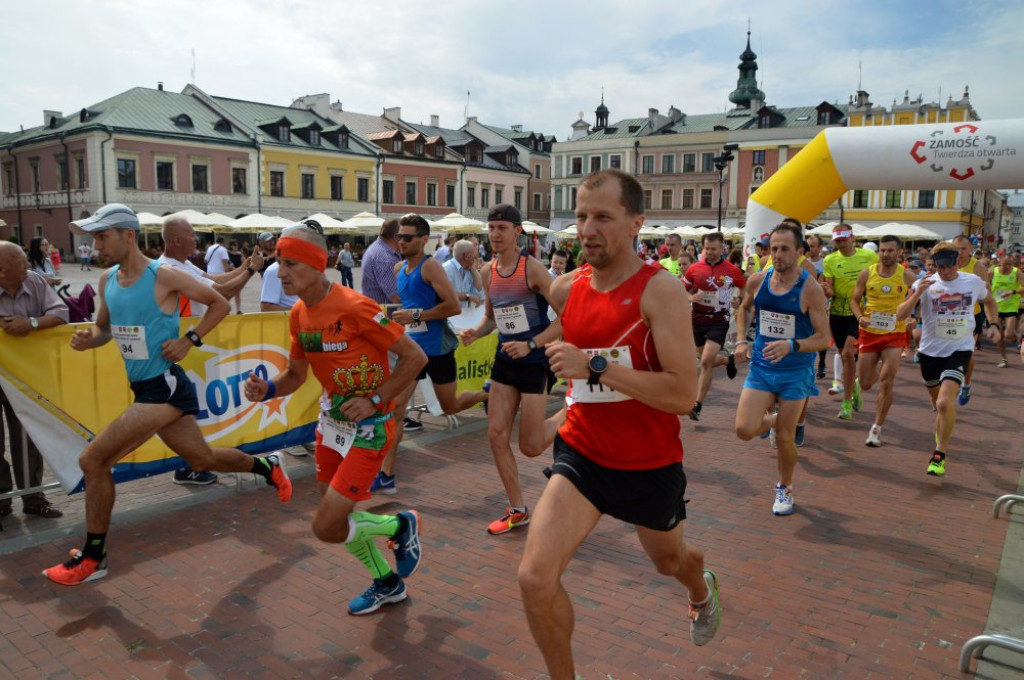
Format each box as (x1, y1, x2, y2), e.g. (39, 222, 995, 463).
(185, 329, 203, 347)
(368, 393, 383, 407)
(411, 310, 421, 322)
(587, 354, 609, 386)
(526, 338, 538, 351)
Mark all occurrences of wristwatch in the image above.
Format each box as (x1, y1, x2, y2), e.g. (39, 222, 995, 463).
(587, 354, 609, 386)
(526, 338, 538, 351)
(185, 329, 203, 347)
(29, 317, 39, 329)
(411, 310, 421, 322)
(368, 393, 383, 407)
(245, 266, 256, 275)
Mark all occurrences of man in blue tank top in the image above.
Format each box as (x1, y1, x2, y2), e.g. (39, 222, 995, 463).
(733, 223, 830, 517)
(43, 204, 292, 587)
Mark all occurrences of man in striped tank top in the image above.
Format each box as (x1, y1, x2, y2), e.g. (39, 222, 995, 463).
(518, 171, 721, 680)
(849, 234, 917, 447)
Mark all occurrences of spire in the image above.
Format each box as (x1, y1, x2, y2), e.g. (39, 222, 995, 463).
(728, 27, 766, 109)
(595, 88, 609, 130)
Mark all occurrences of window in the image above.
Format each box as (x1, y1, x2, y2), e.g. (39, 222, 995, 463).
(427, 183, 437, 206)
(29, 160, 40, 193)
(414, 141, 424, 156)
(3, 163, 15, 196)
(752, 150, 766, 165)
(641, 155, 654, 174)
(884, 190, 900, 208)
(643, 190, 652, 210)
(818, 110, 834, 125)
(918, 190, 936, 209)
(156, 161, 174, 191)
(534, 164, 541, 179)
(481, 187, 489, 208)
(57, 157, 69, 190)
(467, 187, 476, 208)
(270, 171, 284, 197)
(590, 157, 601, 172)
(682, 189, 694, 209)
(192, 164, 209, 192)
(357, 177, 369, 202)
(382, 180, 395, 204)
(117, 158, 136, 189)
(339, 131, 350, 149)
(308, 130, 320, 146)
(446, 184, 456, 207)
(434, 143, 445, 159)
(232, 167, 247, 194)
(495, 188, 503, 204)
(301, 173, 315, 199)
(405, 181, 416, 205)
(701, 153, 715, 173)
(514, 188, 522, 210)
(610, 155, 622, 169)
(570, 187, 577, 210)
(852, 189, 868, 208)
(700, 188, 713, 209)
(660, 189, 673, 210)
(330, 175, 344, 200)
(683, 153, 696, 173)
(752, 167, 764, 182)
(392, 139, 403, 153)
(662, 155, 675, 174)
(278, 124, 290, 142)
(571, 157, 582, 175)
(75, 156, 86, 189)
(533, 193, 541, 211)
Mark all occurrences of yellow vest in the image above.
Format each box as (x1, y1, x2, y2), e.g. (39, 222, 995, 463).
(863, 264, 908, 334)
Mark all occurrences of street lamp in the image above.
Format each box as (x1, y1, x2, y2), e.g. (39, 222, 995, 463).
(714, 144, 739, 232)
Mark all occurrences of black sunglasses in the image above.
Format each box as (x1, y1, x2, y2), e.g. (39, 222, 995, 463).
(398, 233, 424, 242)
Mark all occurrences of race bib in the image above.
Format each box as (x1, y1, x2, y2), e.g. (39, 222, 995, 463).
(936, 315, 969, 338)
(321, 417, 357, 457)
(869, 312, 897, 332)
(495, 304, 530, 334)
(694, 290, 719, 309)
(111, 325, 149, 360)
(569, 346, 634, 404)
(759, 310, 795, 339)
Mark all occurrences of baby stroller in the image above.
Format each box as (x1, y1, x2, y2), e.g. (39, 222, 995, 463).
(57, 283, 96, 323)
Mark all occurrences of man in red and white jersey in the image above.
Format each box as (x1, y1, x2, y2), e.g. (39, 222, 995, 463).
(518, 170, 721, 680)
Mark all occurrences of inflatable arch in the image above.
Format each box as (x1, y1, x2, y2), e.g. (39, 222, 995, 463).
(743, 118, 1024, 255)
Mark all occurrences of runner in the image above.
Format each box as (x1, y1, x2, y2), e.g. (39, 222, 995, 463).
(734, 223, 830, 515)
(518, 170, 720, 680)
(989, 251, 1023, 367)
(460, 204, 555, 535)
(242, 222, 428, 615)
(821, 223, 878, 420)
(43, 204, 292, 586)
(683, 231, 745, 421)
(849, 235, 917, 446)
(952, 234, 990, 404)
(896, 242, 1000, 476)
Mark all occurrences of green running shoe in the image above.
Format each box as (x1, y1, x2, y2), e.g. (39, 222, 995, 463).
(851, 379, 863, 411)
(926, 455, 946, 476)
(837, 400, 853, 420)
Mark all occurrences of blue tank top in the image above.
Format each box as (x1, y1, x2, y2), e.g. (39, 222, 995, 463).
(489, 254, 550, 363)
(105, 260, 179, 382)
(398, 257, 445, 356)
(752, 267, 815, 373)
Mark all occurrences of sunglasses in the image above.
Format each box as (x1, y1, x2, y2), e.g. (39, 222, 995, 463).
(397, 233, 424, 242)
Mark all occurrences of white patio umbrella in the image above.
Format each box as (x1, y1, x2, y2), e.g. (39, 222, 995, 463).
(431, 212, 486, 233)
(521, 220, 552, 235)
(228, 214, 294, 233)
(338, 211, 385, 234)
(807, 222, 870, 237)
(302, 212, 353, 234)
(555, 225, 578, 238)
(638, 226, 663, 237)
(136, 212, 165, 234)
(673, 225, 702, 238)
(861, 223, 942, 241)
(164, 209, 234, 230)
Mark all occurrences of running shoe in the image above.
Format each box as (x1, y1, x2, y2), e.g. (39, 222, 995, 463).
(370, 471, 397, 495)
(688, 402, 702, 422)
(957, 384, 972, 406)
(43, 549, 108, 586)
(347, 577, 407, 615)
(172, 469, 218, 485)
(836, 400, 853, 420)
(794, 423, 805, 448)
(772, 484, 794, 516)
(389, 510, 422, 578)
(926, 455, 946, 476)
(851, 380, 863, 411)
(865, 425, 882, 448)
(265, 453, 292, 503)
(816, 364, 826, 379)
(689, 570, 721, 646)
(726, 355, 738, 380)
(403, 417, 423, 432)
(487, 507, 530, 535)
(482, 379, 491, 414)
(997, 358, 1009, 368)
(913, 353, 921, 364)
(828, 380, 844, 396)
(768, 427, 777, 450)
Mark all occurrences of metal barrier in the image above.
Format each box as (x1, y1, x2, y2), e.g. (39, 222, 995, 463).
(993, 494, 1024, 519)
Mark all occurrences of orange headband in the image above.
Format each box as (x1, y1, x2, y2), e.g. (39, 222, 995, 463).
(277, 237, 327, 272)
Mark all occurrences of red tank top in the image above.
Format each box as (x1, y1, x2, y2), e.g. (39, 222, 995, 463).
(558, 263, 683, 469)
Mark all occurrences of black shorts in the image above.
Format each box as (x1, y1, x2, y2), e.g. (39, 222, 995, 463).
(129, 364, 200, 415)
(693, 321, 729, 349)
(829, 314, 860, 348)
(918, 350, 972, 388)
(974, 312, 985, 335)
(551, 435, 687, 531)
(998, 311, 1018, 320)
(490, 356, 554, 395)
(416, 351, 457, 384)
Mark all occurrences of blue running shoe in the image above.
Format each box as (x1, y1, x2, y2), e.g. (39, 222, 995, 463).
(957, 384, 971, 406)
(370, 471, 397, 495)
(348, 577, 407, 615)
(794, 423, 805, 448)
(389, 510, 422, 578)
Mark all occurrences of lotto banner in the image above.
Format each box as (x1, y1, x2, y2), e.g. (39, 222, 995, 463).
(0, 313, 321, 494)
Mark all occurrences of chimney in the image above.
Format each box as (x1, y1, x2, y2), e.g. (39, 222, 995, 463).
(157, 81, 164, 91)
(383, 106, 401, 121)
(430, 114, 440, 127)
(331, 99, 343, 111)
(43, 110, 63, 127)
(648, 108, 659, 128)
(511, 124, 523, 132)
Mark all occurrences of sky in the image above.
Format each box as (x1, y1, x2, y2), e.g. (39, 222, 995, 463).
(2, 0, 1021, 140)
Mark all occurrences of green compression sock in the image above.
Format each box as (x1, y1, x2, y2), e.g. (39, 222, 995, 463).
(346, 511, 401, 543)
(346, 538, 394, 580)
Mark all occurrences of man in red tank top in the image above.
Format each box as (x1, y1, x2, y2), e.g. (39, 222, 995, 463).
(518, 170, 722, 680)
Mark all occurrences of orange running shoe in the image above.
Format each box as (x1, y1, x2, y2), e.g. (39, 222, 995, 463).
(487, 507, 530, 535)
(266, 453, 292, 503)
(43, 549, 108, 586)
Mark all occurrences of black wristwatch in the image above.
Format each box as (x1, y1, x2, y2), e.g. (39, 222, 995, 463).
(526, 338, 538, 351)
(185, 329, 203, 347)
(411, 310, 421, 322)
(245, 266, 256, 275)
(368, 393, 383, 407)
(587, 355, 609, 386)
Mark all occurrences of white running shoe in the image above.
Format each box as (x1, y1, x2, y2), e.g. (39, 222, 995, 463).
(772, 484, 794, 516)
(865, 425, 882, 447)
(827, 380, 844, 396)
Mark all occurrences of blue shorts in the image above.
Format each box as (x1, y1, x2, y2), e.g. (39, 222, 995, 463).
(744, 364, 819, 402)
(129, 363, 200, 415)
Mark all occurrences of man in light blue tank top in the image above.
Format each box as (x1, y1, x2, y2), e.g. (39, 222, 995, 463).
(43, 204, 293, 587)
(733, 224, 831, 517)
